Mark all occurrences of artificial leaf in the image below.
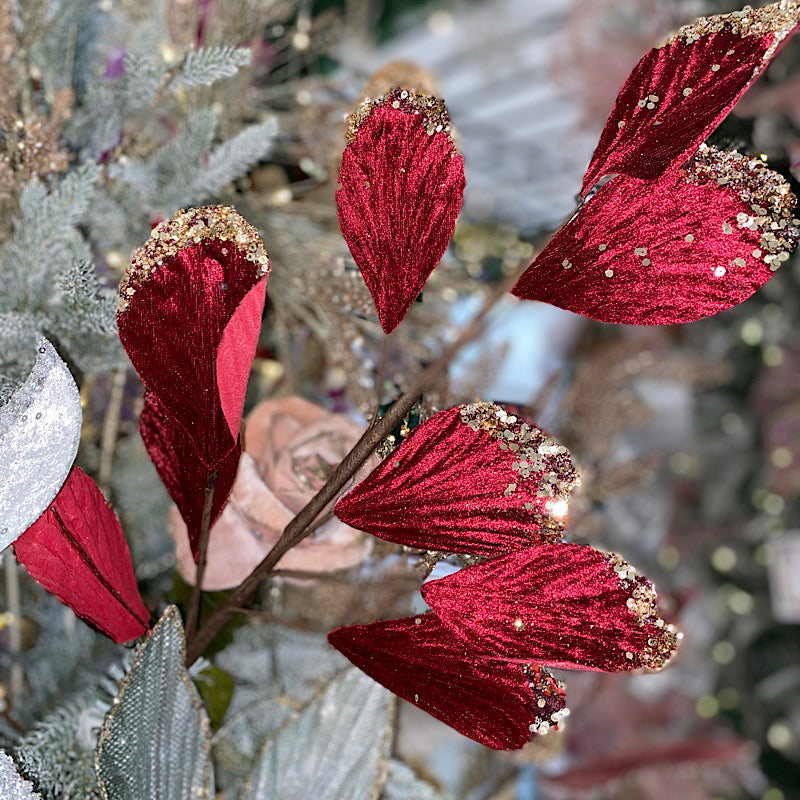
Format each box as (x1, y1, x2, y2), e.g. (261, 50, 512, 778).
(422, 544, 680, 673)
(117, 206, 269, 553)
(0, 338, 81, 550)
(382, 760, 450, 800)
(95, 607, 213, 800)
(581, 1, 800, 192)
(14, 467, 149, 645)
(241, 668, 392, 800)
(213, 623, 350, 793)
(337, 88, 465, 333)
(328, 614, 567, 750)
(140, 395, 241, 557)
(513, 145, 799, 324)
(335, 402, 578, 555)
(0, 751, 43, 800)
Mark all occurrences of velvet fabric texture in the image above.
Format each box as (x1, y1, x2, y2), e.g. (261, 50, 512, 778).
(422, 544, 677, 673)
(512, 146, 799, 324)
(581, 4, 800, 190)
(335, 403, 578, 555)
(15, 467, 149, 644)
(118, 206, 270, 557)
(337, 88, 465, 333)
(330, 401, 679, 749)
(513, 2, 800, 325)
(329, 613, 567, 750)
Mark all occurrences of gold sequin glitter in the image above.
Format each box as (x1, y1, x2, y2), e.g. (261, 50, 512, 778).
(345, 87, 457, 148)
(669, 2, 800, 68)
(119, 205, 269, 311)
(458, 401, 580, 534)
(607, 552, 681, 670)
(684, 144, 799, 273)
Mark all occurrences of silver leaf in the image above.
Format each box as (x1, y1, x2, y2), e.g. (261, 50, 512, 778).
(0, 338, 81, 549)
(242, 668, 392, 800)
(0, 751, 43, 799)
(94, 607, 213, 800)
(382, 760, 450, 800)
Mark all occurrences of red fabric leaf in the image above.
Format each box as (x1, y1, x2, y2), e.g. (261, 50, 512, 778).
(337, 88, 465, 333)
(581, 2, 800, 192)
(421, 544, 680, 673)
(328, 614, 567, 750)
(335, 402, 578, 555)
(118, 206, 269, 554)
(14, 467, 149, 644)
(141, 396, 241, 558)
(513, 145, 799, 324)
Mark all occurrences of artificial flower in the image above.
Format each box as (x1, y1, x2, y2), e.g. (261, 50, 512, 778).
(172, 396, 377, 589)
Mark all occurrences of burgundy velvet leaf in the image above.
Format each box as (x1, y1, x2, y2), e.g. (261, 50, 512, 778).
(421, 543, 680, 673)
(328, 613, 567, 750)
(513, 145, 799, 324)
(337, 88, 465, 333)
(14, 467, 149, 644)
(581, 2, 800, 192)
(335, 402, 579, 556)
(118, 206, 269, 554)
(140, 396, 241, 557)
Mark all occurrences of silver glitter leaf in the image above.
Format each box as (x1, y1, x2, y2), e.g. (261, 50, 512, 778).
(382, 760, 450, 800)
(213, 622, 349, 792)
(94, 606, 213, 800)
(241, 668, 393, 800)
(0, 338, 81, 550)
(0, 752, 43, 799)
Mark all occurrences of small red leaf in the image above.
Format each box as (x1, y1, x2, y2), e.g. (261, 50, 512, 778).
(421, 544, 679, 673)
(513, 146, 799, 324)
(328, 614, 567, 750)
(118, 206, 269, 553)
(141, 396, 241, 558)
(15, 467, 149, 644)
(335, 402, 578, 555)
(581, 2, 800, 192)
(337, 88, 465, 333)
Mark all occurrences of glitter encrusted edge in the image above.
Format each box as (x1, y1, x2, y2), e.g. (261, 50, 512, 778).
(345, 87, 456, 145)
(668, 2, 800, 64)
(607, 552, 681, 671)
(119, 205, 270, 312)
(685, 144, 800, 273)
(457, 401, 580, 534)
(524, 664, 569, 736)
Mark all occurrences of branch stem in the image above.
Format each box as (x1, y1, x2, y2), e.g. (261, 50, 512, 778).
(185, 471, 218, 642)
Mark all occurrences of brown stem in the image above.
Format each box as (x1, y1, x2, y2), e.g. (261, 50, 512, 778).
(50, 508, 150, 629)
(185, 471, 218, 642)
(98, 366, 127, 498)
(185, 198, 584, 665)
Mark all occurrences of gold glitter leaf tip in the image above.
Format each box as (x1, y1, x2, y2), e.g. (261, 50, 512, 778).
(345, 87, 457, 147)
(669, 1, 800, 60)
(685, 144, 799, 273)
(119, 205, 270, 311)
(607, 552, 682, 671)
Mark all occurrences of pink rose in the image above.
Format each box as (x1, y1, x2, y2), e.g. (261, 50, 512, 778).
(171, 396, 377, 589)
